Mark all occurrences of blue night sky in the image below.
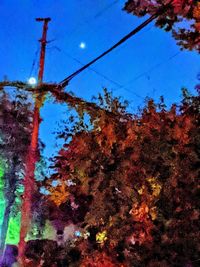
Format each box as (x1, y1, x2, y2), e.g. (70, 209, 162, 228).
(0, 0, 199, 159)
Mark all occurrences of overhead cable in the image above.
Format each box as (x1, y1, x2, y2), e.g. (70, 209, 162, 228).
(29, 46, 40, 78)
(59, 1, 172, 88)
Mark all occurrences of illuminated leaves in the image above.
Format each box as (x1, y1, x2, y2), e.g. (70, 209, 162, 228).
(48, 182, 69, 206)
(80, 252, 117, 267)
(42, 89, 200, 266)
(149, 206, 157, 221)
(193, 2, 200, 20)
(130, 202, 149, 222)
(96, 230, 107, 244)
(147, 177, 162, 197)
(96, 121, 117, 152)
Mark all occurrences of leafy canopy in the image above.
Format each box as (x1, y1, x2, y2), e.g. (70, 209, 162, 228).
(124, 0, 200, 52)
(39, 88, 200, 266)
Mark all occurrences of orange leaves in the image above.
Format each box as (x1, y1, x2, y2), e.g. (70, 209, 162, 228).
(149, 206, 157, 221)
(193, 2, 200, 20)
(80, 252, 122, 267)
(195, 21, 200, 31)
(120, 121, 137, 151)
(128, 175, 162, 245)
(48, 181, 69, 206)
(172, 115, 193, 144)
(102, 122, 116, 147)
(129, 201, 155, 245)
(147, 177, 162, 197)
(130, 202, 149, 222)
(192, 4, 200, 34)
(95, 120, 117, 154)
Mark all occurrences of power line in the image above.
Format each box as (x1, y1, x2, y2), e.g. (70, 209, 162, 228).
(57, 26, 156, 100)
(112, 51, 181, 98)
(94, 0, 119, 18)
(29, 45, 40, 78)
(125, 51, 181, 87)
(60, 50, 123, 88)
(50, 47, 144, 100)
(57, 0, 120, 45)
(59, 1, 172, 88)
(60, 25, 155, 90)
(59, 15, 156, 87)
(50, 47, 145, 101)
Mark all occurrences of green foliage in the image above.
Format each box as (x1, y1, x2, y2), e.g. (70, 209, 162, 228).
(5, 212, 21, 245)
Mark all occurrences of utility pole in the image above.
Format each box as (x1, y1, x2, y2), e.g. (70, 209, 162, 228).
(18, 17, 51, 262)
(37, 17, 51, 84)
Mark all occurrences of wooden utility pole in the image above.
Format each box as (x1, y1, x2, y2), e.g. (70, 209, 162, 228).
(37, 17, 51, 83)
(18, 17, 51, 262)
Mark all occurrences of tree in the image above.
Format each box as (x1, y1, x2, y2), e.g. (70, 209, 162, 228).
(39, 88, 199, 266)
(0, 88, 32, 257)
(124, 0, 200, 52)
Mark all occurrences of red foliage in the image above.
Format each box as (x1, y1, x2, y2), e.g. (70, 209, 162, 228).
(124, 0, 200, 52)
(40, 89, 200, 266)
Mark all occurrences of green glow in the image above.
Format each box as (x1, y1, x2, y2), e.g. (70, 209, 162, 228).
(42, 220, 56, 240)
(26, 223, 40, 241)
(0, 157, 53, 245)
(0, 159, 4, 179)
(0, 157, 5, 185)
(26, 220, 56, 241)
(0, 196, 5, 226)
(5, 211, 21, 245)
(0, 157, 5, 228)
(5, 192, 22, 245)
(0, 157, 22, 245)
(0, 166, 4, 179)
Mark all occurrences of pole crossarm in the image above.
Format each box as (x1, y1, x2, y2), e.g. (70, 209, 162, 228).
(48, 86, 132, 120)
(0, 81, 28, 90)
(0, 81, 57, 93)
(0, 81, 132, 121)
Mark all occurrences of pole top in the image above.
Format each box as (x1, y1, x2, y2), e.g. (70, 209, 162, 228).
(36, 17, 51, 22)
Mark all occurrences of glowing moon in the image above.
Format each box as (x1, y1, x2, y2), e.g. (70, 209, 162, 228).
(79, 42, 86, 49)
(28, 77, 37, 85)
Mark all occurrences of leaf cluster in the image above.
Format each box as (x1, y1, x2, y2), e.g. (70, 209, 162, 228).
(38, 89, 200, 266)
(124, 0, 200, 52)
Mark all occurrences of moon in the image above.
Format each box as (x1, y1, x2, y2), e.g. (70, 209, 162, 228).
(79, 42, 86, 49)
(28, 77, 37, 85)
